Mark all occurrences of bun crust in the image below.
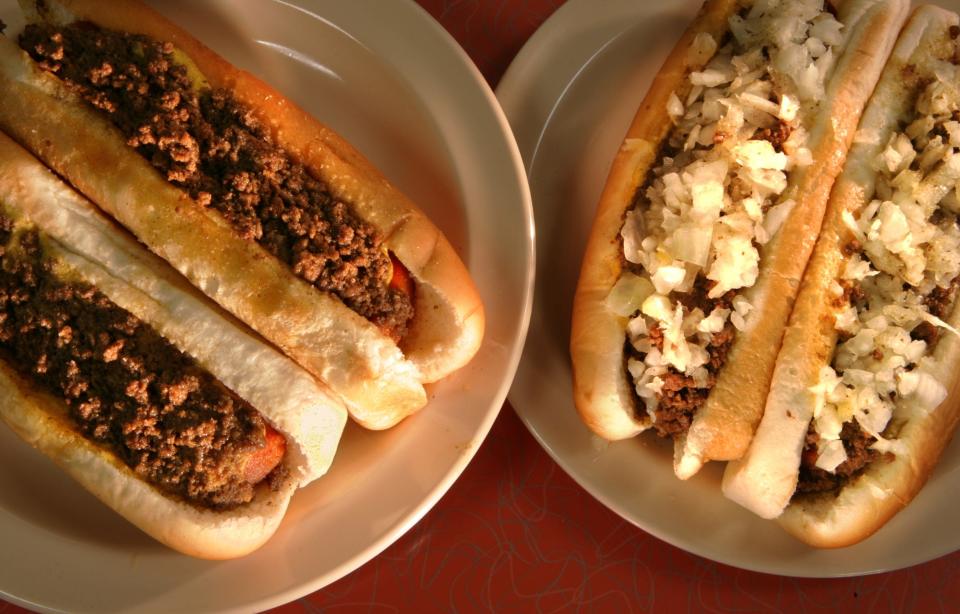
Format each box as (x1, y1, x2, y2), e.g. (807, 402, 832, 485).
(570, 0, 908, 478)
(0, 132, 348, 558)
(0, 0, 485, 429)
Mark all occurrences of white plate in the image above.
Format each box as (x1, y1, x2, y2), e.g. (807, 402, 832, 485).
(501, 0, 960, 577)
(0, 0, 533, 611)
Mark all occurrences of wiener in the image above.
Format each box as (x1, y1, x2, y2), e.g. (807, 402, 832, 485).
(724, 6, 960, 547)
(571, 0, 908, 479)
(0, 0, 485, 430)
(0, 130, 347, 559)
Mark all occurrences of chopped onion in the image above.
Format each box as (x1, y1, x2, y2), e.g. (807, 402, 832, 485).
(641, 293, 673, 322)
(626, 358, 645, 380)
(698, 306, 731, 333)
(666, 225, 714, 267)
(707, 233, 759, 298)
(842, 254, 875, 281)
(739, 92, 780, 117)
(897, 370, 919, 396)
(815, 404, 843, 440)
(810, 14, 844, 46)
(691, 69, 734, 88)
(620, 209, 645, 264)
(651, 264, 687, 294)
(842, 209, 867, 244)
(662, 304, 693, 372)
(605, 273, 654, 317)
(626, 314, 648, 338)
(778, 94, 800, 122)
(815, 439, 847, 473)
(912, 370, 948, 410)
(835, 305, 859, 333)
(854, 389, 892, 437)
(876, 201, 910, 246)
(762, 198, 796, 240)
(688, 32, 718, 66)
(667, 91, 684, 122)
(733, 140, 788, 170)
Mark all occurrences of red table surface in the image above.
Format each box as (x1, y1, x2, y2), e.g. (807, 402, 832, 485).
(3, 2, 960, 613)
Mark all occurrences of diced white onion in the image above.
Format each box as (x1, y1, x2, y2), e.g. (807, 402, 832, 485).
(762, 198, 796, 240)
(687, 32, 718, 65)
(651, 264, 687, 295)
(667, 91, 684, 122)
(912, 370, 948, 410)
(605, 273, 654, 317)
(815, 439, 847, 473)
(666, 225, 714, 267)
(641, 294, 673, 322)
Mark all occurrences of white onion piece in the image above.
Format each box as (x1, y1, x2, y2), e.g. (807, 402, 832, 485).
(642, 293, 673, 322)
(762, 198, 796, 240)
(605, 273, 654, 317)
(815, 439, 848, 473)
(651, 264, 687, 295)
(667, 91, 684, 122)
(620, 209, 646, 264)
(666, 225, 713, 267)
(912, 370, 948, 410)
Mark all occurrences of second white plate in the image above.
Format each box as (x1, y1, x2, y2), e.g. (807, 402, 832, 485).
(500, 0, 960, 577)
(0, 0, 533, 611)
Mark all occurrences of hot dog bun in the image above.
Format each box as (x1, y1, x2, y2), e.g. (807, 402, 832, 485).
(0, 130, 348, 559)
(723, 5, 960, 547)
(0, 0, 485, 430)
(571, 0, 908, 478)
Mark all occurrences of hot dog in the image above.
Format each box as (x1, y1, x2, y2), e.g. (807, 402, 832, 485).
(0, 130, 347, 559)
(570, 0, 908, 478)
(0, 0, 485, 430)
(723, 5, 960, 547)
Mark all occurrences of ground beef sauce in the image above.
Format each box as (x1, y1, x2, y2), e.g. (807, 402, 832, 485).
(622, 274, 737, 438)
(756, 120, 792, 153)
(653, 282, 737, 438)
(0, 218, 283, 509)
(795, 421, 881, 496)
(19, 22, 413, 342)
(618, 128, 740, 438)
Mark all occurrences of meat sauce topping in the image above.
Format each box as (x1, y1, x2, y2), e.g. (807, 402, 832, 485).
(0, 216, 283, 509)
(796, 421, 882, 495)
(19, 22, 413, 341)
(624, 277, 737, 437)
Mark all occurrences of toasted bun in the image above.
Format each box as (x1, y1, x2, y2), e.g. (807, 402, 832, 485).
(0, 131, 348, 558)
(724, 5, 960, 547)
(570, 0, 908, 478)
(0, 0, 485, 429)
